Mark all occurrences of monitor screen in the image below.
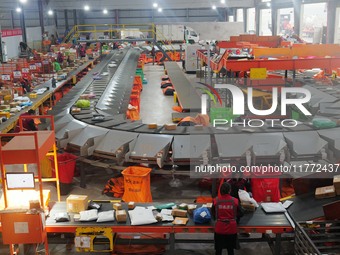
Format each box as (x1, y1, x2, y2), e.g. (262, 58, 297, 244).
(6, 172, 35, 190)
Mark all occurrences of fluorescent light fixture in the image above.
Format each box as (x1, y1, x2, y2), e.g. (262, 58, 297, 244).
(153, 3, 158, 8)
(212, 5, 217, 10)
(158, 7, 162, 12)
(266, 2, 271, 7)
(48, 9, 53, 15)
(103, 9, 108, 14)
(19, 0, 27, 3)
(16, 7, 22, 13)
(221, 0, 225, 3)
(84, 5, 90, 11)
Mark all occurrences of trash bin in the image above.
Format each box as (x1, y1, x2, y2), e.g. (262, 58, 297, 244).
(50, 153, 77, 195)
(122, 166, 152, 203)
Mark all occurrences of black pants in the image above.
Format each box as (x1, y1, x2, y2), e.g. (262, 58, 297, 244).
(214, 233, 236, 255)
(216, 247, 234, 255)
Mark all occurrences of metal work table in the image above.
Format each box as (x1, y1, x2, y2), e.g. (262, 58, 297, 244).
(164, 62, 201, 112)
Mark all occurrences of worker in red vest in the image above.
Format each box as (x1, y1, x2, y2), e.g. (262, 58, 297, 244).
(14, 109, 37, 132)
(213, 182, 243, 255)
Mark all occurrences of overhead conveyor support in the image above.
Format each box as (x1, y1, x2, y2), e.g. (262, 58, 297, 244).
(68, 126, 109, 156)
(283, 131, 328, 161)
(172, 135, 211, 165)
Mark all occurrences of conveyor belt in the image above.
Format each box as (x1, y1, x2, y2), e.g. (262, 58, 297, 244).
(164, 62, 201, 112)
(46, 202, 292, 231)
(288, 192, 340, 222)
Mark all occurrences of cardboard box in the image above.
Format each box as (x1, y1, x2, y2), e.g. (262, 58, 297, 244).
(241, 202, 256, 212)
(172, 217, 189, 225)
(113, 203, 122, 211)
(315, 185, 336, 199)
(148, 123, 158, 129)
(334, 175, 340, 195)
(172, 209, 187, 217)
(116, 210, 127, 223)
(128, 202, 136, 210)
(66, 195, 88, 213)
(165, 124, 176, 130)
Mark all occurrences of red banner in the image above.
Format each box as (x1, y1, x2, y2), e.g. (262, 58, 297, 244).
(1, 28, 22, 38)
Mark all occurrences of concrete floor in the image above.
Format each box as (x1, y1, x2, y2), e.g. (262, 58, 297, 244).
(139, 64, 174, 125)
(0, 62, 295, 255)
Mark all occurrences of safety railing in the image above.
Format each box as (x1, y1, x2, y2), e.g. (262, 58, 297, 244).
(294, 221, 340, 255)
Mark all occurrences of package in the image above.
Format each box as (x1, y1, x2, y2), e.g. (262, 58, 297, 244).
(128, 207, 157, 226)
(55, 212, 70, 222)
(66, 195, 88, 213)
(187, 204, 197, 215)
(113, 203, 122, 210)
(148, 123, 158, 129)
(79, 209, 98, 221)
(165, 124, 176, 130)
(202, 203, 213, 210)
(97, 210, 115, 223)
(172, 217, 189, 225)
(241, 202, 256, 212)
(333, 175, 340, 195)
(29, 93, 37, 99)
(116, 210, 127, 223)
(315, 185, 336, 199)
(178, 203, 188, 210)
(29, 200, 41, 210)
(172, 209, 187, 217)
(128, 202, 136, 210)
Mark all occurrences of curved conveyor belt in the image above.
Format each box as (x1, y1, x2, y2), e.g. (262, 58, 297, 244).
(51, 48, 340, 169)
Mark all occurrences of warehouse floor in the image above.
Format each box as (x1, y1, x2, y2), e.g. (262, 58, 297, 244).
(0, 62, 295, 255)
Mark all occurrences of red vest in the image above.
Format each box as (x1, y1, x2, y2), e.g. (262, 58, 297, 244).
(214, 194, 238, 234)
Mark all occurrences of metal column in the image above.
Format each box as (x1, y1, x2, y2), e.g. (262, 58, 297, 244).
(73, 9, 77, 25)
(19, 4, 27, 43)
(327, 0, 337, 43)
(64, 10, 69, 31)
(293, 0, 301, 37)
(271, 3, 278, 36)
(38, 0, 45, 36)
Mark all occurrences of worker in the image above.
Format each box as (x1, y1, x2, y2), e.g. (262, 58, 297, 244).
(20, 78, 31, 94)
(178, 114, 209, 126)
(213, 182, 243, 255)
(51, 77, 57, 88)
(14, 109, 38, 132)
(179, 44, 185, 70)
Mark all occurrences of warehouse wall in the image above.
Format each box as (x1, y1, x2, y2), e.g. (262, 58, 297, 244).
(0, 7, 230, 37)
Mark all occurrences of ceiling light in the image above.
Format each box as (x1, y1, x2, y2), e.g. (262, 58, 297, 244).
(16, 7, 22, 12)
(48, 10, 53, 15)
(212, 5, 217, 10)
(221, 0, 225, 3)
(153, 3, 158, 8)
(103, 9, 108, 14)
(158, 7, 162, 12)
(84, 5, 90, 11)
(19, 0, 27, 3)
(266, 2, 271, 7)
